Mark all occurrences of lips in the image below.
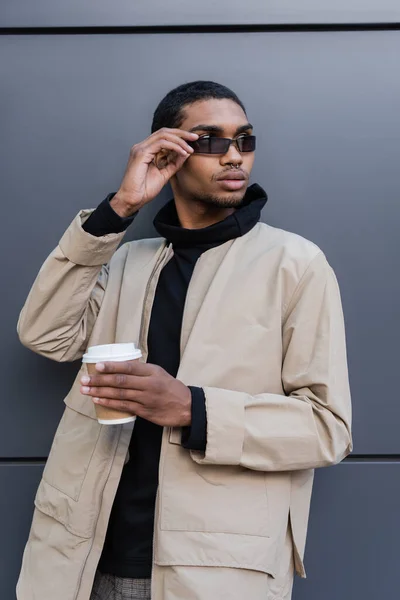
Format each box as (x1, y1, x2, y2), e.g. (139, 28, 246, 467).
(216, 171, 246, 181)
(216, 171, 247, 191)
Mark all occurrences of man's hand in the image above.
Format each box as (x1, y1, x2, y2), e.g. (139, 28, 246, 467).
(110, 128, 199, 217)
(80, 361, 192, 427)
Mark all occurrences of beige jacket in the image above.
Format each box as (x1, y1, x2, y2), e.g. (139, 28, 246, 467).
(16, 209, 352, 600)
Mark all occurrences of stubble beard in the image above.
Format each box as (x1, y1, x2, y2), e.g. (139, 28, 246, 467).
(191, 190, 248, 209)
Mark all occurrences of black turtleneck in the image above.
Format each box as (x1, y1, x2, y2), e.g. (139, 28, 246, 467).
(82, 184, 267, 579)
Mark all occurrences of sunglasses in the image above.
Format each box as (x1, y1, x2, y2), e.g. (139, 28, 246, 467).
(188, 135, 256, 155)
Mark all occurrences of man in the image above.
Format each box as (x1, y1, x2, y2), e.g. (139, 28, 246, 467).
(17, 80, 352, 600)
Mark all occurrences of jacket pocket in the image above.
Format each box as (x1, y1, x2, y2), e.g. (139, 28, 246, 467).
(41, 382, 101, 501)
(34, 375, 121, 538)
(160, 443, 270, 537)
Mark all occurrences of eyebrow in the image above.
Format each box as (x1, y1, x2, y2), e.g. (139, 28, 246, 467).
(189, 123, 253, 135)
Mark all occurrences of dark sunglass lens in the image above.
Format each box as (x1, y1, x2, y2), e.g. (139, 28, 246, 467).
(189, 136, 255, 154)
(208, 138, 231, 154)
(237, 136, 256, 152)
(190, 137, 231, 154)
(190, 138, 209, 153)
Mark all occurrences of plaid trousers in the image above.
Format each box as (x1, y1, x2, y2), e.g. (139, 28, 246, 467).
(90, 571, 151, 600)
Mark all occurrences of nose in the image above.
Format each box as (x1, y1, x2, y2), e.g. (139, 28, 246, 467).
(220, 140, 243, 167)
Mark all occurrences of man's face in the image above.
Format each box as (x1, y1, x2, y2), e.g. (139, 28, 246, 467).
(171, 98, 255, 208)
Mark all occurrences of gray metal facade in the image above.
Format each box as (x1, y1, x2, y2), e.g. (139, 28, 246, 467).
(1, 3, 399, 599)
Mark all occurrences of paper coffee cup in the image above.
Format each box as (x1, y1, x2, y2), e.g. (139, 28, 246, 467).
(82, 343, 142, 425)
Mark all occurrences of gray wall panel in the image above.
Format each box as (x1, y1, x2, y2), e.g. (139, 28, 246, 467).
(1, 463, 398, 600)
(2, 31, 399, 456)
(0, 464, 44, 600)
(293, 462, 399, 600)
(2, 0, 400, 28)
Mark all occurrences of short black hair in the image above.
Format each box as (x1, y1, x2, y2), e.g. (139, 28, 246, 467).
(151, 80, 246, 133)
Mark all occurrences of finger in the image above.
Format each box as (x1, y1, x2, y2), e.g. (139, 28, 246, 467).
(152, 128, 199, 142)
(133, 129, 198, 163)
(82, 385, 143, 402)
(92, 397, 141, 415)
(147, 138, 192, 158)
(148, 131, 197, 155)
(162, 152, 191, 177)
(81, 373, 148, 390)
(131, 141, 187, 169)
(155, 148, 190, 174)
(148, 140, 189, 162)
(95, 360, 156, 376)
(153, 150, 179, 171)
(158, 132, 197, 155)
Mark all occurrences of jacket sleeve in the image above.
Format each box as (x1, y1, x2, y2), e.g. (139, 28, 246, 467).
(190, 251, 353, 472)
(17, 210, 127, 362)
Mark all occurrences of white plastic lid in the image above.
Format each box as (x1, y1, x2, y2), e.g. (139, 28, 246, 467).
(98, 416, 136, 425)
(82, 343, 142, 363)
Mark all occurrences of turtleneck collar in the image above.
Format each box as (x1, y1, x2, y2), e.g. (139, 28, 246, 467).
(153, 183, 268, 248)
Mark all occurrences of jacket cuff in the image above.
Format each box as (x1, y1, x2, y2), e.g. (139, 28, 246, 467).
(82, 193, 137, 237)
(190, 387, 245, 465)
(58, 209, 127, 267)
(181, 387, 207, 451)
